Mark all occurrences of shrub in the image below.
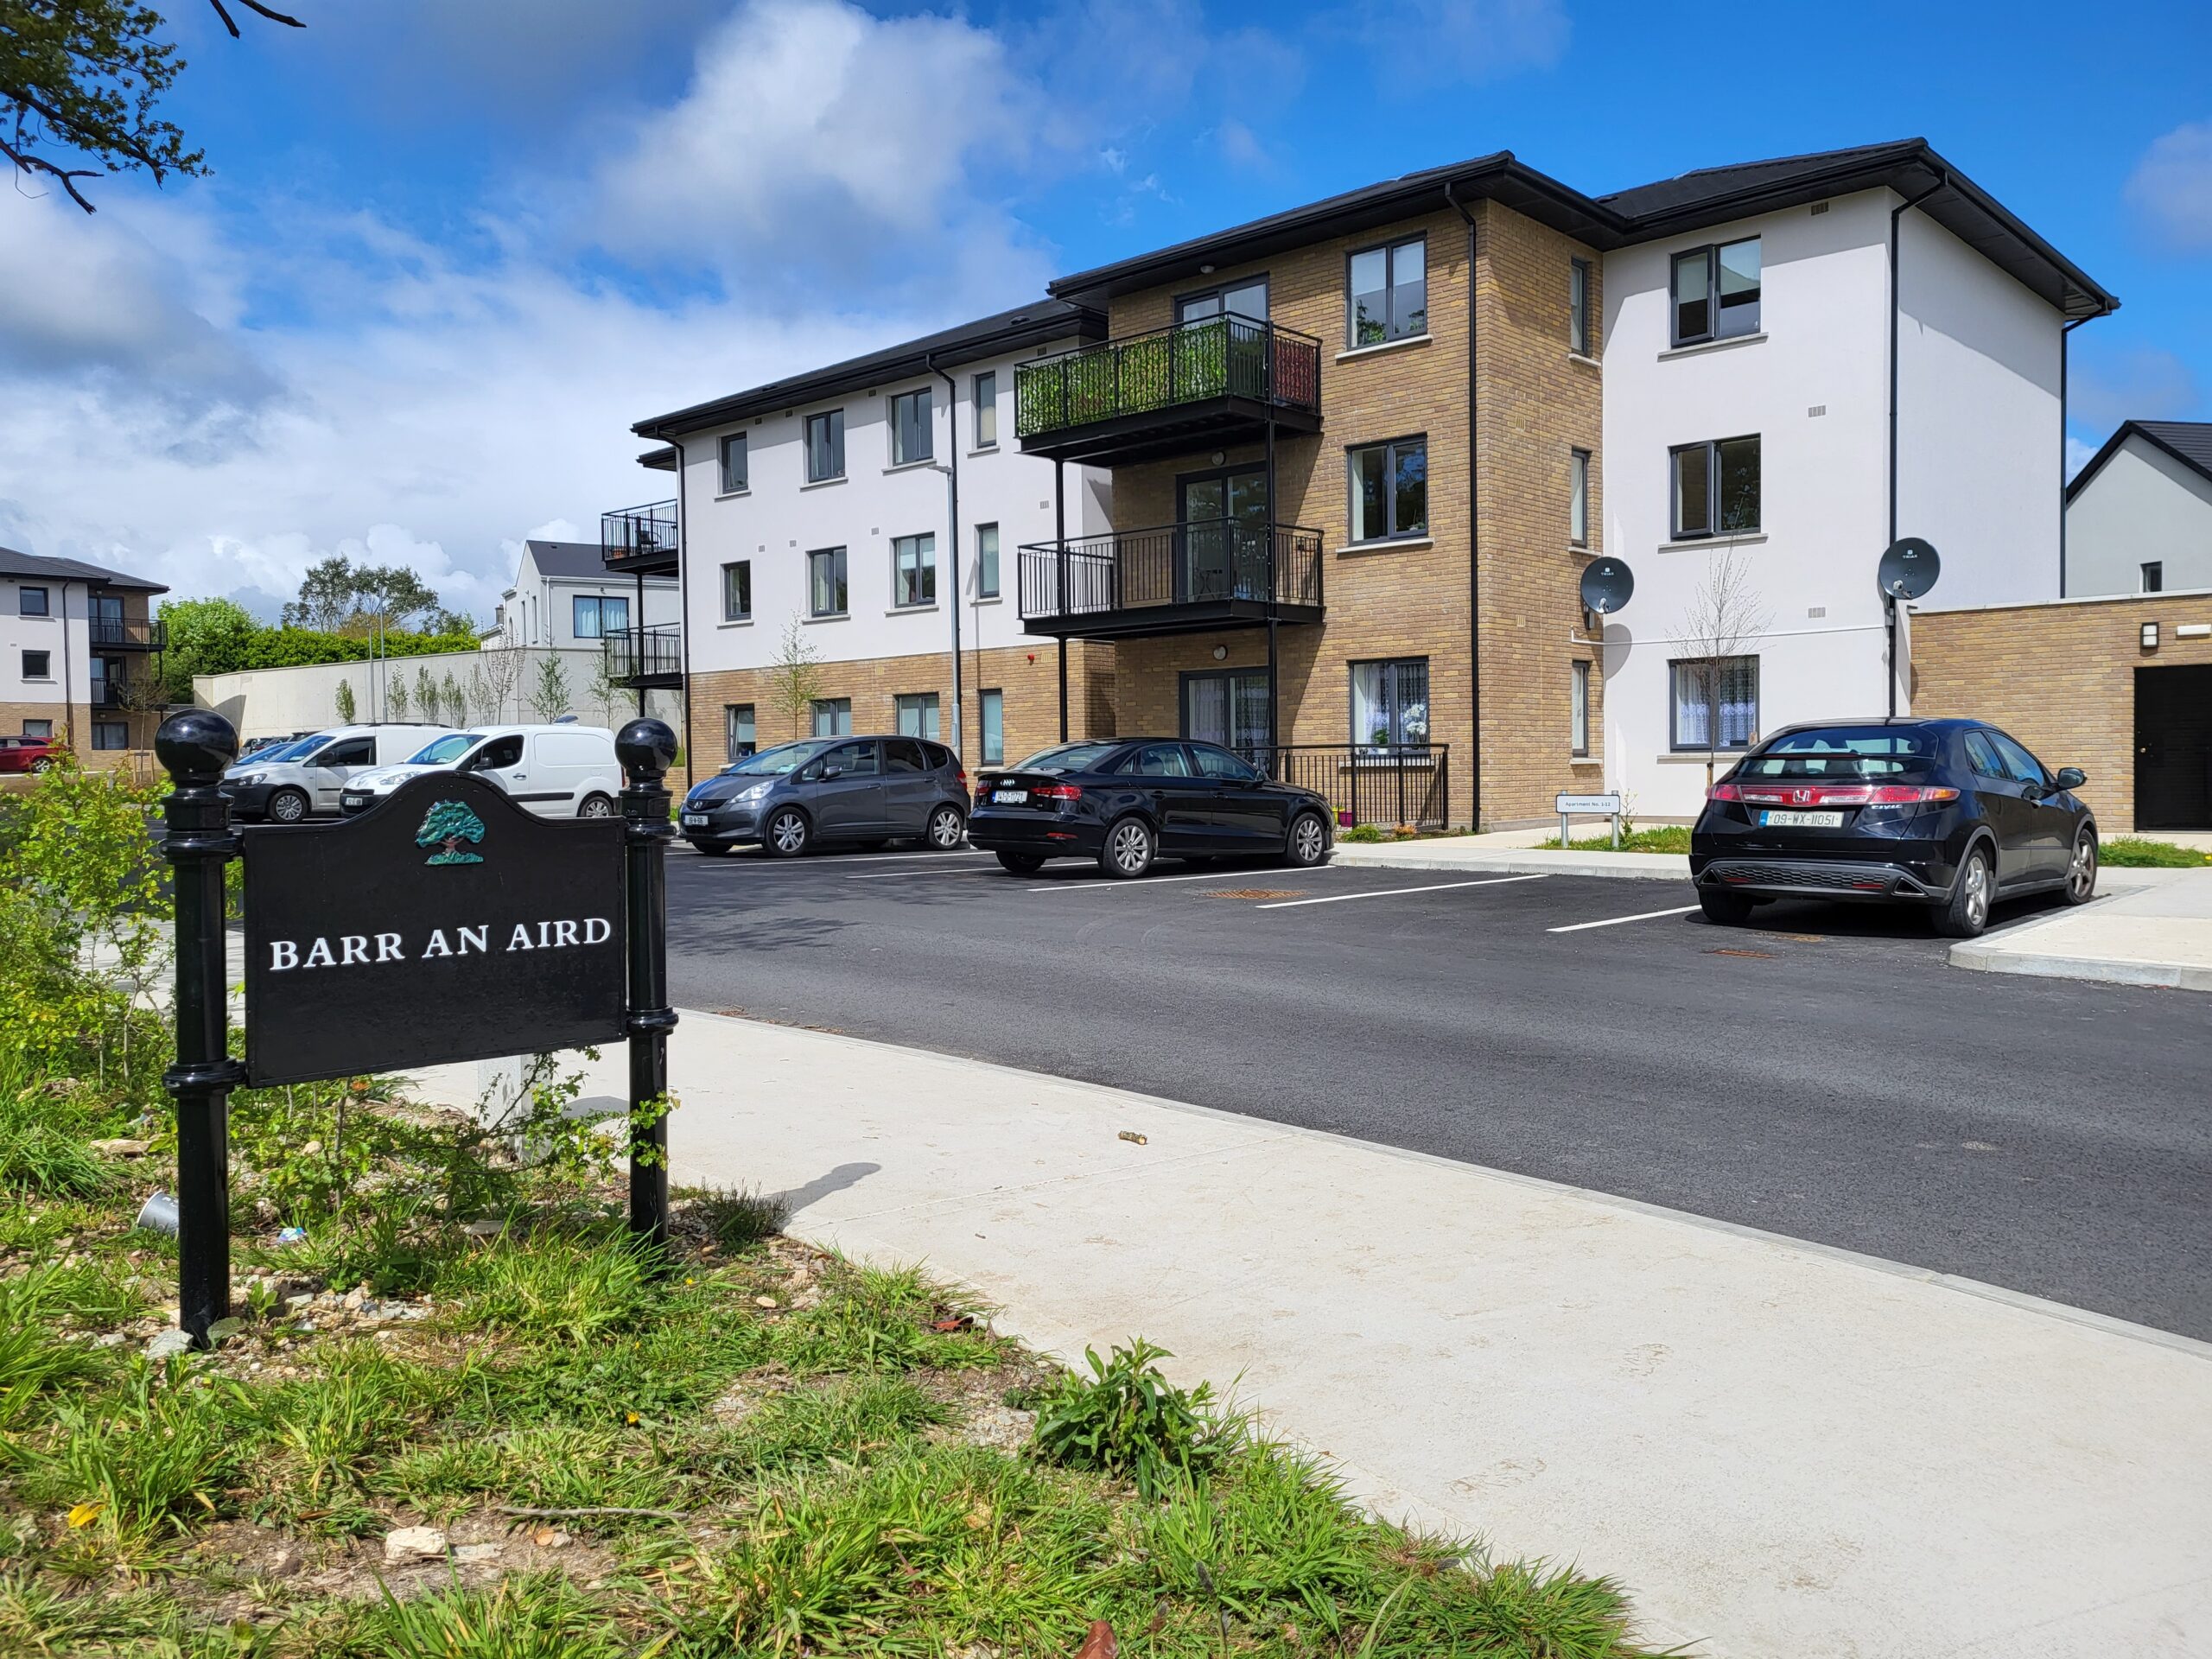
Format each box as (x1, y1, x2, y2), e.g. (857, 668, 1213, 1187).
(1029, 1339, 1233, 1500)
(2101, 836, 2212, 868)
(687, 1184, 787, 1251)
(1339, 823, 1384, 843)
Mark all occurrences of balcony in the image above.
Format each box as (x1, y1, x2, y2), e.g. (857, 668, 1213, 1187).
(1017, 519, 1324, 640)
(88, 616, 165, 651)
(601, 500, 679, 575)
(603, 623, 683, 690)
(1014, 315, 1322, 466)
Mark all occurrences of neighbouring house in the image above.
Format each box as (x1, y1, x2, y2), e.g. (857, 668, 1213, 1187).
(615, 139, 2114, 828)
(2063, 421, 2212, 599)
(485, 538, 681, 653)
(0, 547, 168, 762)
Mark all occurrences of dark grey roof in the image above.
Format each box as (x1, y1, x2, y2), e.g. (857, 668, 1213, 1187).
(0, 546, 167, 593)
(2066, 420, 2212, 501)
(1049, 140, 2117, 322)
(632, 298, 1104, 439)
(524, 539, 669, 582)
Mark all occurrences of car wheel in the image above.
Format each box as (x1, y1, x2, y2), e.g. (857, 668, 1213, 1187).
(926, 804, 966, 849)
(1101, 815, 1155, 879)
(1933, 844, 1993, 938)
(995, 851, 1045, 874)
(28, 757, 54, 773)
(1283, 810, 1330, 868)
(268, 787, 309, 824)
(689, 839, 734, 856)
(1697, 889, 1756, 925)
(577, 793, 616, 819)
(763, 808, 810, 858)
(2063, 827, 2098, 906)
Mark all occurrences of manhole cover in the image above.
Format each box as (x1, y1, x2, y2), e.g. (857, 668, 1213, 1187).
(1207, 888, 1306, 900)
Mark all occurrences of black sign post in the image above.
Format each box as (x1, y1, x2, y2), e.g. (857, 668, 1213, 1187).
(158, 712, 250, 1350)
(616, 719, 680, 1253)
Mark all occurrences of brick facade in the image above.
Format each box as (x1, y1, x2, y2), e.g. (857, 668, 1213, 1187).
(1912, 593, 2212, 831)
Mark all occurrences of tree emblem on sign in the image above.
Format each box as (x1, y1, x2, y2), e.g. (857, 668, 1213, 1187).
(416, 799, 486, 866)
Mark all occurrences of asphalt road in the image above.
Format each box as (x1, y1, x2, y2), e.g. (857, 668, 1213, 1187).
(662, 843, 2212, 1340)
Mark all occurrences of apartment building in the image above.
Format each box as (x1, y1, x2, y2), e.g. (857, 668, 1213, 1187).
(1, 547, 168, 760)
(2063, 421, 2212, 598)
(485, 538, 679, 652)
(623, 302, 1114, 773)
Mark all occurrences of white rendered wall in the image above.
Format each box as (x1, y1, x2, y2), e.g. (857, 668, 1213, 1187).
(1, 575, 89, 721)
(194, 646, 675, 740)
(678, 339, 1112, 679)
(2065, 435, 2212, 596)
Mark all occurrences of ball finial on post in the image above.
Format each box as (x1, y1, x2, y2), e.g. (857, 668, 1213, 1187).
(155, 709, 239, 785)
(615, 717, 678, 786)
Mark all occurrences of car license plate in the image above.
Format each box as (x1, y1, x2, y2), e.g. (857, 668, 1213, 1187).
(993, 789, 1027, 804)
(682, 812, 709, 828)
(341, 794, 367, 809)
(1758, 810, 1844, 828)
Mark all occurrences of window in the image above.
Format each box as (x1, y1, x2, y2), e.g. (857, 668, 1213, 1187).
(1570, 257, 1594, 355)
(1571, 661, 1591, 756)
(1986, 730, 2050, 789)
(1129, 742, 1193, 777)
(807, 547, 849, 616)
(979, 688, 1004, 764)
(1177, 278, 1268, 322)
(1671, 238, 1761, 346)
(722, 560, 752, 622)
(892, 533, 936, 607)
(818, 738, 878, 776)
(810, 697, 852, 737)
(893, 692, 939, 741)
(1348, 436, 1427, 543)
(890, 388, 931, 466)
(92, 721, 129, 751)
(18, 586, 48, 618)
(1182, 671, 1270, 753)
(1347, 237, 1427, 346)
(1569, 448, 1591, 547)
(718, 432, 748, 494)
(1670, 436, 1760, 538)
(573, 594, 629, 639)
(972, 371, 997, 448)
(1963, 732, 2008, 781)
(1669, 657, 1759, 751)
(725, 704, 756, 761)
(805, 409, 845, 481)
(1351, 658, 1430, 750)
(22, 649, 50, 679)
(22, 719, 51, 739)
(1191, 744, 1261, 781)
(2142, 561, 2164, 594)
(975, 524, 1000, 599)
(884, 737, 928, 773)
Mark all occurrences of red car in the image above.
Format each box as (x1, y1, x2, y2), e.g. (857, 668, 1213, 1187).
(0, 734, 63, 774)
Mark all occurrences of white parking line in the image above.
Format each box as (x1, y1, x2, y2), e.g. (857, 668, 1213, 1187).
(847, 865, 1006, 880)
(1255, 874, 1548, 910)
(696, 849, 984, 868)
(1026, 868, 1292, 893)
(1546, 904, 1700, 934)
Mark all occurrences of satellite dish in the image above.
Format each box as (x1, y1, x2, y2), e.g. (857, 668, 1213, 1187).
(1579, 557, 1635, 615)
(1878, 537, 1940, 601)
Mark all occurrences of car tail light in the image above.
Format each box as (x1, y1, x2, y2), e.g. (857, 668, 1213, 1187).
(1035, 783, 1083, 803)
(1724, 783, 1960, 807)
(1709, 783, 1745, 802)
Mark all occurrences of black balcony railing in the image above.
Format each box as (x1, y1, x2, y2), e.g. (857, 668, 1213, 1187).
(87, 616, 165, 651)
(1014, 315, 1321, 442)
(603, 624, 683, 683)
(1256, 745, 1450, 831)
(1018, 519, 1323, 626)
(601, 500, 679, 568)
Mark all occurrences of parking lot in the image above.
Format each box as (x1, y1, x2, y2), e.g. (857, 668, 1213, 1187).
(663, 842, 2212, 1340)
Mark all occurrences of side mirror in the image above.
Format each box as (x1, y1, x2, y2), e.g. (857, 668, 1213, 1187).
(2054, 766, 2087, 791)
(818, 765, 844, 781)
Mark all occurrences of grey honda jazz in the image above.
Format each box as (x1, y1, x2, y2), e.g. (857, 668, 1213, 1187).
(678, 735, 969, 857)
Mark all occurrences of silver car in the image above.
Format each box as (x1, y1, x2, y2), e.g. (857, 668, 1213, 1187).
(678, 735, 969, 857)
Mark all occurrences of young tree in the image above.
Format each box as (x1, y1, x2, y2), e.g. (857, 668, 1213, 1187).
(441, 671, 464, 729)
(385, 677, 410, 721)
(767, 616, 823, 741)
(1, 0, 301, 214)
(1672, 546, 1772, 790)
(530, 656, 571, 723)
(478, 645, 524, 723)
(466, 665, 494, 726)
(589, 645, 629, 727)
(415, 664, 440, 726)
(334, 676, 356, 724)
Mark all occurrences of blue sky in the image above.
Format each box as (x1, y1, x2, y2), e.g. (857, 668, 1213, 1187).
(1, 0, 2205, 616)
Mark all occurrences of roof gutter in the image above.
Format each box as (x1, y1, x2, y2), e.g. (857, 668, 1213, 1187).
(1444, 180, 1481, 831)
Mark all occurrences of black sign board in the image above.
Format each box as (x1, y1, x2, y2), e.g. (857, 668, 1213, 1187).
(243, 772, 626, 1086)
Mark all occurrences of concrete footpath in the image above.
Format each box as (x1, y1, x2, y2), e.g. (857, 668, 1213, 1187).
(412, 1016, 2212, 1658)
(1951, 867, 2212, 991)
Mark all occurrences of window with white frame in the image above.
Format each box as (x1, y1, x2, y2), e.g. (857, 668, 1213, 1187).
(807, 547, 848, 616)
(979, 688, 1004, 764)
(1671, 435, 1760, 539)
(719, 432, 747, 493)
(721, 560, 752, 622)
(1569, 448, 1590, 547)
(892, 533, 935, 607)
(810, 697, 852, 736)
(725, 703, 756, 760)
(975, 524, 1000, 599)
(1351, 658, 1429, 751)
(1671, 238, 1761, 346)
(894, 691, 939, 741)
(1670, 657, 1759, 751)
(1348, 237, 1427, 346)
(805, 410, 845, 481)
(1571, 660, 1591, 756)
(1348, 436, 1427, 543)
(1570, 257, 1594, 355)
(972, 371, 997, 448)
(890, 388, 932, 466)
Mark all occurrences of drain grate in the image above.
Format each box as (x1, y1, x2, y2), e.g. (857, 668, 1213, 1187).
(1207, 888, 1307, 900)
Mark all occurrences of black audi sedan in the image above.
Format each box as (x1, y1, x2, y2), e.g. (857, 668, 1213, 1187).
(1689, 718, 2097, 938)
(969, 739, 1334, 878)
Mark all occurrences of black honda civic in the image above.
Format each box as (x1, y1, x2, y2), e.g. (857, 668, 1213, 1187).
(1689, 718, 2098, 938)
(969, 739, 1334, 879)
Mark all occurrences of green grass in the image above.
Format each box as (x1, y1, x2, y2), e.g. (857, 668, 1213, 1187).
(1539, 826, 1693, 855)
(2101, 836, 2212, 868)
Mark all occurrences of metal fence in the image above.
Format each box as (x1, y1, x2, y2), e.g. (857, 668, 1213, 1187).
(601, 500, 678, 566)
(1017, 521, 1323, 622)
(1014, 315, 1322, 439)
(603, 624, 683, 683)
(89, 617, 165, 650)
(1255, 745, 1451, 831)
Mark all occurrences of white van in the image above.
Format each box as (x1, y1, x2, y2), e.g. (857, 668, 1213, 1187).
(338, 723, 623, 820)
(221, 723, 458, 823)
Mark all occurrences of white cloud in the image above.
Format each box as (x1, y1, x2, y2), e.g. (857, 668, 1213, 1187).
(2125, 121, 2212, 251)
(2065, 435, 2100, 482)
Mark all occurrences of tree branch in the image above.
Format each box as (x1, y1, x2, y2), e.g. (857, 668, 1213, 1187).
(207, 0, 305, 38)
(0, 130, 102, 213)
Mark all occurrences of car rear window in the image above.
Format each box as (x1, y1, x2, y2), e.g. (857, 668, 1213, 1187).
(1738, 727, 1936, 780)
(1012, 742, 1120, 772)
